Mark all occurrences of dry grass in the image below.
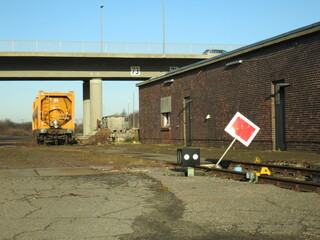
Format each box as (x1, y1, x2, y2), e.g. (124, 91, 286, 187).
(107, 143, 320, 164)
(0, 141, 318, 170)
(158, 185, 170, 192)
(0, 144, 152, 169)
(0, 119, 32, 137)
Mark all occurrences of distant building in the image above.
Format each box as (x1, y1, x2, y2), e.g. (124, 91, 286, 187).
(102, 115, 127, 132)
(137, 22, 320, 152)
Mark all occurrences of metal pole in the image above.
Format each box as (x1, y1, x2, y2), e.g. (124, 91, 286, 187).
(128, 100, 130, 128)
(215, 138, 237, 167)
(133, 91, 135, 128)
(162, 0, 166, 57)
(100, 5, 104, 53)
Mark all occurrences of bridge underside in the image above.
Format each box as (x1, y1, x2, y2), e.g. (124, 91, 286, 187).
(0, 52, 210, 135)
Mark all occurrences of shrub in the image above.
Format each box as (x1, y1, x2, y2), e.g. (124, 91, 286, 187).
(0, 119, 32, 137)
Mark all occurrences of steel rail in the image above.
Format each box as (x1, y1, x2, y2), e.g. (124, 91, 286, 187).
(229, 160, 320, 179)
(256, 175, 320, 193)
(196, 165, 320, 193)
(172, 163, 320, 193)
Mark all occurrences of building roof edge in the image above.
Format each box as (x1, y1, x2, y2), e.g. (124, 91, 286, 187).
(137, 21, 320, 87)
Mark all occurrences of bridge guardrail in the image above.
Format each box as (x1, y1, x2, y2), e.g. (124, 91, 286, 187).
(0, 40, 244, 55)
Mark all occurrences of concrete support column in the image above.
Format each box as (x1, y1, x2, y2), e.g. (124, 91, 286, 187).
(90, 78, 103, 133)
(82, 80, 91, 136)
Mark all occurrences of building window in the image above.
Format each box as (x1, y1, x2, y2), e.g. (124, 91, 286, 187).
(162, 112, 171, 127)
(160, 96, 171, 128)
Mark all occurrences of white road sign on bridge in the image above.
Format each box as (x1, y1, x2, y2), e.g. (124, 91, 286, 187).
(131, 66, 140, 76)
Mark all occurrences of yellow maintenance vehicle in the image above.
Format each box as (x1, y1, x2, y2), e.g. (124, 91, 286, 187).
(32, 91, 75, 145)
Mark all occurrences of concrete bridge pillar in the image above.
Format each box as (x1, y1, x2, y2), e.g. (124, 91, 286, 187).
(82, 80, 91, 136)
(82, 78, 103, 136)
(89, 78, 103, 133)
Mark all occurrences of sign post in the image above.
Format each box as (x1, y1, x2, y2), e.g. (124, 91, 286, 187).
(215, 138, 236, 167)
(215, 112, 260, 167)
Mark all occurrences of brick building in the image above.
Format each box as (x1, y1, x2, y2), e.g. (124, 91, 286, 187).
(137, 22, 320, 152)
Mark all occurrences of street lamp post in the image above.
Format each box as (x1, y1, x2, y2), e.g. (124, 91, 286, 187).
(162, 0, 166, 57)
(100, 5, 104, 53)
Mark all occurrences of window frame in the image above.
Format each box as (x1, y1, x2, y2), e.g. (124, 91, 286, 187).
(162, 112, 171, 127)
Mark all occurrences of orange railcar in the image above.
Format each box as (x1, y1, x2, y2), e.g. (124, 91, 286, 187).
(32, 91, 75, 145)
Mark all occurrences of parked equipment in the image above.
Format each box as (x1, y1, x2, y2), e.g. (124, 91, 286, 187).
(32, 91, 75, 145)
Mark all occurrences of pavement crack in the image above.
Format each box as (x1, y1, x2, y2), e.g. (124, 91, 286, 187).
(22, 196, 42, 218)
(33, 169, 40, 176)
(97, 203, 141, 218)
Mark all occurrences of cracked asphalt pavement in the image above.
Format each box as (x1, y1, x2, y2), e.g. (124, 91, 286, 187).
(1, 167, 320, 240)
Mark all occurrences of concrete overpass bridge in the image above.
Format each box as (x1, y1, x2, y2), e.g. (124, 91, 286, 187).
(0, 40, 243, 135)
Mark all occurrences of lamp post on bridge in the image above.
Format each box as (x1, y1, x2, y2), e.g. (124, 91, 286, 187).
(162, 0, 166, 57)
(100, 5, 104, 53)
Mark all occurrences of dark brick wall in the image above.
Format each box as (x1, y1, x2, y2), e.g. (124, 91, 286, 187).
(139, 31, 320, 152)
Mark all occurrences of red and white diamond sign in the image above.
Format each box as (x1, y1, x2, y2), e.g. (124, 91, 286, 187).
(224, 112, 260, 147)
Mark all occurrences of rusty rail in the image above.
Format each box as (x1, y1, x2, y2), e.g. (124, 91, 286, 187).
(197, 165, 320, 193)
(229, 160, 320, 179)
(172, 163, 320, 193)
(257, 175, 320, 193)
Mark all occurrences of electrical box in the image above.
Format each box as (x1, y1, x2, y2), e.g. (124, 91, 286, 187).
(177, 149, 200, 166)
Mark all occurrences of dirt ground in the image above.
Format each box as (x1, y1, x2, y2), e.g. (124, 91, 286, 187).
(1, 140, 320, 240)
(0, 142, 152, 169)
(0, 140, 319, 170)
(105, 143, 320, 165)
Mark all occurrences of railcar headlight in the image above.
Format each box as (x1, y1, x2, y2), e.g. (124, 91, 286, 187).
(67, 129, 73, 134)
(50, 120, 60, 129)
(40, 129, 48, 134)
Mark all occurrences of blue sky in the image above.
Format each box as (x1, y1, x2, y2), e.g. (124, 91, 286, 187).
(0, 0, 319, 122)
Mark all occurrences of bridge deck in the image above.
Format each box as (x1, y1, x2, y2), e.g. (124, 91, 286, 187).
(0, 52, 211, 80)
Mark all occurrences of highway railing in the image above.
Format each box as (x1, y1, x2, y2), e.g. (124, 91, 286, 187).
(0, 40, 244, 55)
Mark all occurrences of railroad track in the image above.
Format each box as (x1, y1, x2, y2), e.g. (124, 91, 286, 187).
(174, 161, 320, 193)
(229, 160, 320, 180)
